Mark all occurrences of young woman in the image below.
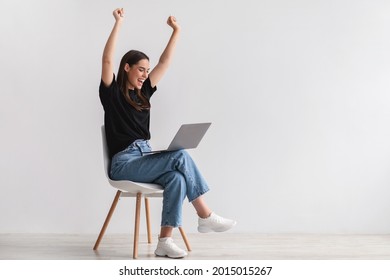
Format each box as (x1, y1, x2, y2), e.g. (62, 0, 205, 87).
(99, 8, 236, 258)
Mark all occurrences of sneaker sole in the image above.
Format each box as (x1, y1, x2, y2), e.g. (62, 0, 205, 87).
(198, 222, 237, 233)
(155, 252, 187, 259)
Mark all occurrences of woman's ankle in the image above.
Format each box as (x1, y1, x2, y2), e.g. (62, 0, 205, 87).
(159, 226, 173, 238)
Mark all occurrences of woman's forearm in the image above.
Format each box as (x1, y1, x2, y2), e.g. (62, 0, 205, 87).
(103, 22, 122, 63)
(158, 28, 180, 66)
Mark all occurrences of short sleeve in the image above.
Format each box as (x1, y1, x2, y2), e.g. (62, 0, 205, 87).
(99, 74, 117, 107)
(141, 77, 157, 99)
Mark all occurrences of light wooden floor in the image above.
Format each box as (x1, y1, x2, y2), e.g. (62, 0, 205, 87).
(1, 233, 390, 260)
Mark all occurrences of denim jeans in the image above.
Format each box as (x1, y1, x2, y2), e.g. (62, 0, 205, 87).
(110, 140, 210, 227)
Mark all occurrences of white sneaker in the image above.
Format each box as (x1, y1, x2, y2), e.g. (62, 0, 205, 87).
(198, 212, 237, 233)
(154, 237, 188, 258)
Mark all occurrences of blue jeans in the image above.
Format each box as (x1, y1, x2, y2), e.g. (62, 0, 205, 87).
(110, 140, 210, 227)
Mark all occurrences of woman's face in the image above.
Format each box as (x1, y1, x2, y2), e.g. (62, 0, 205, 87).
(125, 59, 150, 90)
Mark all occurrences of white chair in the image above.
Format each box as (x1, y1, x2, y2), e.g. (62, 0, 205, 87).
(93, 126, 191, 259)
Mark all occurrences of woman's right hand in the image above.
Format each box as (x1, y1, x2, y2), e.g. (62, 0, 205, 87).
(113, 8, 124, 21)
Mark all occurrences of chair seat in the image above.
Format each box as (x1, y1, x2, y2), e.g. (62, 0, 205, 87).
(108, 179, 164, 195)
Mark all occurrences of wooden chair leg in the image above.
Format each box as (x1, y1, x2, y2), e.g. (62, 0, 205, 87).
(144, 197, 152, 244)
(133, 192, 142, 259)
(93, 190, 122, 250)
(178, 227, 192, 251)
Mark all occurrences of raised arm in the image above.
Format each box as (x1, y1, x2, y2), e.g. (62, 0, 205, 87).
(149, 16, 181, 88)
(101, 8, 124, 87)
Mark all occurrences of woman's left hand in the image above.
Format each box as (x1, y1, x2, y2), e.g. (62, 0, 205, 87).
(167, 16, 180, 31)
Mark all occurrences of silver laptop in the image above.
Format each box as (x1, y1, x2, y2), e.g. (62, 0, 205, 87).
(144, 122, 212, 154)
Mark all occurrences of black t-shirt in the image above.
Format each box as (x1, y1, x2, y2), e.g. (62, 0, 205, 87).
(99, 74, 157, 158)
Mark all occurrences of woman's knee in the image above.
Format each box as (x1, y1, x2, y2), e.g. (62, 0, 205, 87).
(171, 149, 190, 160)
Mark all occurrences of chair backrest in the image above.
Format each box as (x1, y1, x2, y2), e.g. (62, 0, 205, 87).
(101, 125, 111, 179)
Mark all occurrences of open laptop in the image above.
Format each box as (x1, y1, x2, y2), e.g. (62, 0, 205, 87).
(143, 122, 212, 154)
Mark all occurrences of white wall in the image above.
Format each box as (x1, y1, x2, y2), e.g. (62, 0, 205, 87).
(1, 0, 390, 234)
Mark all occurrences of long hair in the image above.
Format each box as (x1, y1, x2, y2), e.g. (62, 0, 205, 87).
(117, 50, 151, 111)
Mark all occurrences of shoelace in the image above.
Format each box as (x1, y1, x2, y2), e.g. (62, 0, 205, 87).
(210, 214, 225, 224)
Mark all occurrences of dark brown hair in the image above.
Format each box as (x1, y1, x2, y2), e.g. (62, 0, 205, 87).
(117, 50, 151, 111)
